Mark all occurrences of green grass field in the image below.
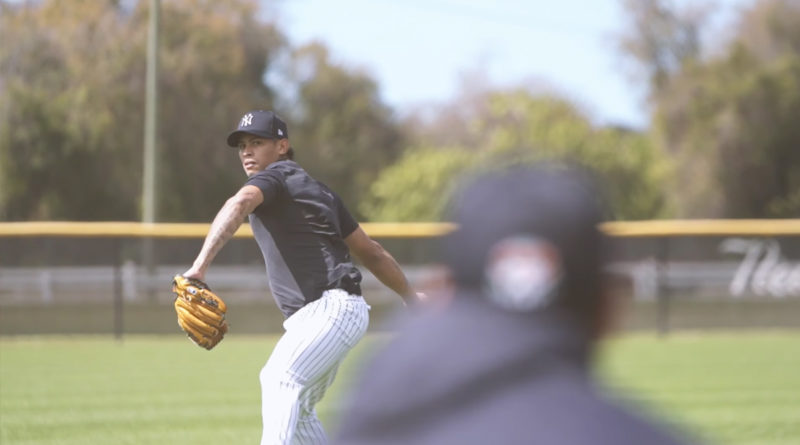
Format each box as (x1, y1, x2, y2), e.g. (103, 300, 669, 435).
(1, 331, 798, 445)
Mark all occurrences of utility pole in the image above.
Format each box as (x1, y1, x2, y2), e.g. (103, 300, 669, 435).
(142, 0, 160, 300)
(142, 0, 159, 224)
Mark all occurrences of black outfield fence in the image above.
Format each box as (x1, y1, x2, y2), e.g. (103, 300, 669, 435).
(1, 221, 799, 336)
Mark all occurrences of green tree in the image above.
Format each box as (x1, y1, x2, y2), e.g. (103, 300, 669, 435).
(616, 0, 710, 94)
(0, 0, 287, 221)
(282, 43, 406, 219)
(625, 0, 800, 217)
(362, 89, 671, 221)
(155, 0, 285, 221)
(0, 0, 143, 220)
(653, 49, 800, 217)
(359, 146, 474, 222)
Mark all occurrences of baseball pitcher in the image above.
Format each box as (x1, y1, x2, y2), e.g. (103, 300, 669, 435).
(176, 110, 422, 445)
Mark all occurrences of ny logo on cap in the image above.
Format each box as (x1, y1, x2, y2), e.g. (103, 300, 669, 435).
(240, 113, 254, 127)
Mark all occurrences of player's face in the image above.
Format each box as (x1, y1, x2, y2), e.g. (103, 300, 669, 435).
(237, 135, 286, 177)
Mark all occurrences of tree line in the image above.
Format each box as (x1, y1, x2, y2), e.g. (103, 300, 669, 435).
(1, 0, 797, 223)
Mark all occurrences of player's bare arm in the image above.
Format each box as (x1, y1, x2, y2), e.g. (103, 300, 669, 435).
(345, 226, 419, 305)
(184, 185, 263, 280)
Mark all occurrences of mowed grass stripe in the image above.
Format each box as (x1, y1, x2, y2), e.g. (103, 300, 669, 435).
(0, 336, 276, 445)
(598, 331, 800, 445)
(2, 332, 799, 445)
(0, 335, 379, 445)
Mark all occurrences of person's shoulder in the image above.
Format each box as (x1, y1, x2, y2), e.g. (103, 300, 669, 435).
(264, 159, 298, 173)
(250, 160, 300, 181)
(269, 160, 315, 179)
(474, 368, 696, 445)
(576, 390, 697, 445)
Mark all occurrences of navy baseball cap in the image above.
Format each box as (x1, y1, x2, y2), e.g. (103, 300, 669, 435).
(226, 110, 289, 147)
(442, 163, 609, 300)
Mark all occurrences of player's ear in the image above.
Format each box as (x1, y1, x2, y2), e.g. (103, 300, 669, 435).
(277, 138, 290, 156)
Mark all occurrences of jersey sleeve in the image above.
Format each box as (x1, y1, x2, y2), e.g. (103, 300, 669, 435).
(245, 169, 285, 207)
(335, 194, 359, 238)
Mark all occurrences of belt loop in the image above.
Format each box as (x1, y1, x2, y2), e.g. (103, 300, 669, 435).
(336, 275, 362, 296)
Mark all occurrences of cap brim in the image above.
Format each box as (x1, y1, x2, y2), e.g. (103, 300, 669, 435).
(226, 130, 277, 147)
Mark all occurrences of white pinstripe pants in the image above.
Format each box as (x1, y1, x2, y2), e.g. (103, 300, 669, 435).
(260, 289, 370, 445)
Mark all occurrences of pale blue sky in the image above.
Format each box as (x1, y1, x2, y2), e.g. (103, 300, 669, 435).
(274, 0, 754, 129)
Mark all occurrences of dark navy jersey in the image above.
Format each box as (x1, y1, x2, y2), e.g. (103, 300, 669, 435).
(245, 160, 362, 318)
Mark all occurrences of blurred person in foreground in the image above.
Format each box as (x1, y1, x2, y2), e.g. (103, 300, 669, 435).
(333, 163, 696, 445)
(181, 110, 422, 445)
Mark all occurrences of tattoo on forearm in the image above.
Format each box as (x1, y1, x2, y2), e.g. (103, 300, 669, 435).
(195, 199, 247, 268)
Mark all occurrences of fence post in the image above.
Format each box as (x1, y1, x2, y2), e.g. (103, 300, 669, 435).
(113, 239, 124, 341)
(656, 237, 671, 336)
(39, 269, 53, 303)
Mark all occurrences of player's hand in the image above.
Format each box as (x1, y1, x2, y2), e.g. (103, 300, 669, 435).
(181, 266, 205, 282)
(402, 291, 428, 309)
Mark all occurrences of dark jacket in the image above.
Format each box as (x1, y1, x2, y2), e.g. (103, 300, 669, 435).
(334, 295, 694, 445)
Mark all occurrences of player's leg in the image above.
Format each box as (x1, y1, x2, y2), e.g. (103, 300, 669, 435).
(292, 382, 334, 444)
(294, 413, 327, 445)
(292, 363, 340, 444)
(260, 290, 369, 445)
